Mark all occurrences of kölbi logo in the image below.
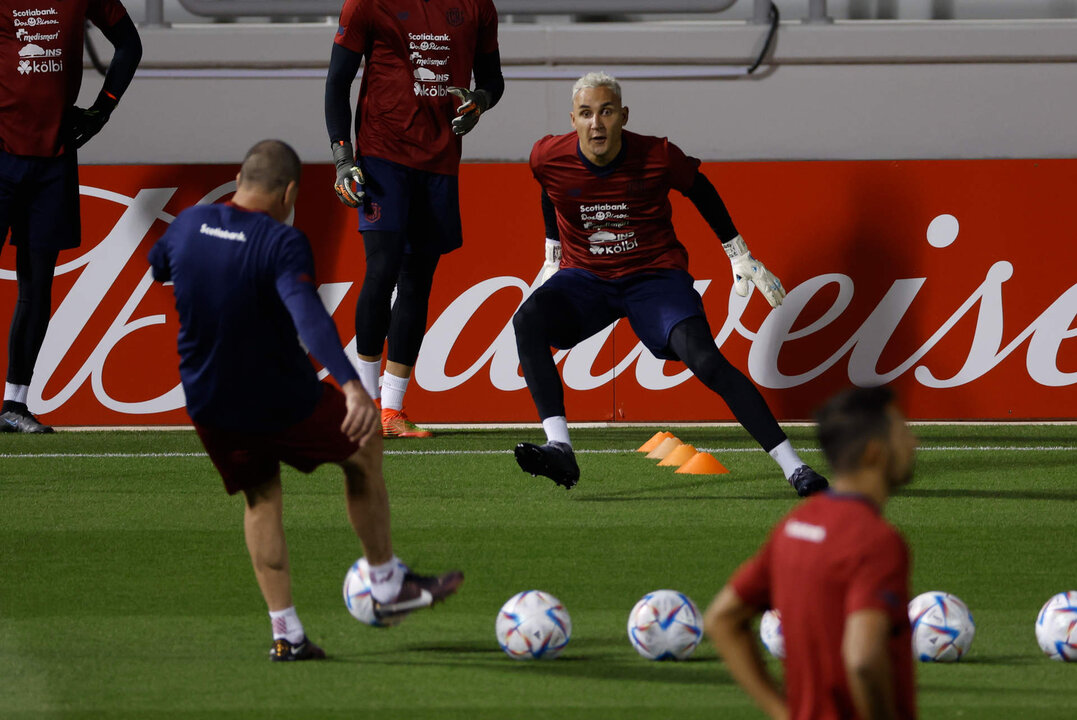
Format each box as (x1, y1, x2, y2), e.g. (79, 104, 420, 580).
(18, 58, 62, 74)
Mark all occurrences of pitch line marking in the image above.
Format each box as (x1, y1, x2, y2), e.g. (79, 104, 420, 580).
(0, 445, 1074, 459)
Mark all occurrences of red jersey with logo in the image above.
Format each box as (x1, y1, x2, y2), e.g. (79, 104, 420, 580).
(529, 130, 701, 280)
(731, 492, 916, 720)
(335, 0, 498, 176)
(0, 0, 128, 157)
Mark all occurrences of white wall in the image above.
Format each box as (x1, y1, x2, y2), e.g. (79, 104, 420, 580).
(77, 18, 1077, 164)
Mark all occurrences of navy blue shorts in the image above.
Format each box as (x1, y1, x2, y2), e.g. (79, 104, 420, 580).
(539, 268, 706, 360)
(0, 149, 81, 251)
(357, 155, 462, 255)
(193, 383, 360, 495)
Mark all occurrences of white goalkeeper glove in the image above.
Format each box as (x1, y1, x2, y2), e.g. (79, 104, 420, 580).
(541, 239, 561, 283)
(331, 140, 365, 208)
(723, 235, 786, 308)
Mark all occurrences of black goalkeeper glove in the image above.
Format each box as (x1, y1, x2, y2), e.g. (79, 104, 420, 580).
(447, 87, 490, 136)
(66, 92, 118, 150)
(332, 140, 365, 208)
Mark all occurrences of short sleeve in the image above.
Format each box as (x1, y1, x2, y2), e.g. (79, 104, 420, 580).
(665, 139, 702, 195)
(86, 0, 129, 30)
(335, 0, 371, 54)
(529, 137, 551, 184)
(729, 533, 776, 609)
(477, 0, 499, 54)
(272, 229, 317, 303)
(845, 529, 910, 622)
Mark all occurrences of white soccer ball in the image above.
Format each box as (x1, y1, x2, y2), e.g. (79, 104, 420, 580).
(342, 558, 404, 628)
(496, 590, 572, 660)
(908, 591, 975, 662)
(627, 589, 703, 661)
(759, 608, 786, 660)
(1035, 590, 1077, 662)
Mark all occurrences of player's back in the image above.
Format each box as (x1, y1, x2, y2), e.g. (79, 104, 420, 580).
(769, 493, 915, 720)
(151, 202, 322, 431)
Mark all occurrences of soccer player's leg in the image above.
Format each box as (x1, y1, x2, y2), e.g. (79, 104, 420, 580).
(193, 422, 325, 661)
(668, 317, 828, 497)
(511, 271, 614, 489)
(285, 383, 461, 623)
(1, 153, 74, 433)
(624, 270, 827, 497)
(381, 248, 440, 438)
(353, 157, 411, 427)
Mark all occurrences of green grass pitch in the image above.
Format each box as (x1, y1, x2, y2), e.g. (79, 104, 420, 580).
(2, 425, 1075, 718)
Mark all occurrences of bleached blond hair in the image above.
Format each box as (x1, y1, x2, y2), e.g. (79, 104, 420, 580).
(571, 72, 622, 103)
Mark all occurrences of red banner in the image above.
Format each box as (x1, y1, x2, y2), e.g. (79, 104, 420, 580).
(1, 159, 1073, 426)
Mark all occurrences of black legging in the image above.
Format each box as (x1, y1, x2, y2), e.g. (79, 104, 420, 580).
(6, 245, 58, 385)
(513, 289, 787, 452)
(354, 230, 440, 366)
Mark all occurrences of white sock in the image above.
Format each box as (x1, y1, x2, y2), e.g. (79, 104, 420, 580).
(5, 383, 28, 404)
(542, 416, 571, 447)
(357, 358, 381, 401)
(269, 606, 306, 644)
(367, 556, 406, 604)
(381, 372, 409, 412)
(768, 439, 805, 480)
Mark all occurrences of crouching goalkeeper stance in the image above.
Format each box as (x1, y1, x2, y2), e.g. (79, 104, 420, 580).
(512, 72, 827, 497)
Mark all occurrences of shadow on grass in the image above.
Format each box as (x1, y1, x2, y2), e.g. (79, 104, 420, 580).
(341, 638, 733, 685)
(896, 488, 1077, 502)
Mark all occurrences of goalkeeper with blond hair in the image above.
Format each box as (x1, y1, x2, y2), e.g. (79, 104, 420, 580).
(513, 72, 827, 496)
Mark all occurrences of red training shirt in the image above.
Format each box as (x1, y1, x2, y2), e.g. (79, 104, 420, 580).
(529, 130, 701, 280)
(731, 492, 917, 720)
(334, 0, 499, 176)
(0, 0, 128, 157)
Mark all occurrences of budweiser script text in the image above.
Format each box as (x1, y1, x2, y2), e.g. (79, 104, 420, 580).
(1, 186, 1074, 416)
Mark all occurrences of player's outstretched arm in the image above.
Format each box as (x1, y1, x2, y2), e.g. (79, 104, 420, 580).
(67, 14, 142, 149)
(723, 235, 786, 308)
(705, 586, 789, 720)
(843, 609, 900, 720)
(685, 172, 785, 308)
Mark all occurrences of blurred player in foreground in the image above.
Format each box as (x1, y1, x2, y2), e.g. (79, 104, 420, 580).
(513, 71, 826, 495)
(1, 0, 141, 432)
(324, 0, 504, 438)
(149, 140, 462, 662)
(705, 385, 917, 720)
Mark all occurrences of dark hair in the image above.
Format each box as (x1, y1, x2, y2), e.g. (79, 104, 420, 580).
(238, 139, 301, 192)
(814, 386, 895, 474)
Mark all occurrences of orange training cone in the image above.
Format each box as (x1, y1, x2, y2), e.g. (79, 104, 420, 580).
(675, 452, 730, 475)
(658, 443, 697, 467)
(645, 436, 682, 460)
(637, 431, 674, 453)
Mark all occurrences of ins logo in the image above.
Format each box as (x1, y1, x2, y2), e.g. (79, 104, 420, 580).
(446, 8, 465, 26)
(364, 201, 382, 224)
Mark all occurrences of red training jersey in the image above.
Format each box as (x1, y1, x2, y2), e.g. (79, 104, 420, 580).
(0, 0, 128, 157)
(335, 0, 499, 176)
(529, 130, 701, 280)
(731, 492, 916, 720)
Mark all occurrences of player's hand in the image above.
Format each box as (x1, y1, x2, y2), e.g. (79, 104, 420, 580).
(723, 235, 786, 308)
(541, 239, 561, 284)
(447, 87, 490, 136)
(331, 140, 365, 208)
(65, 98, 116, 150)
(341, 380, 380, 446)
